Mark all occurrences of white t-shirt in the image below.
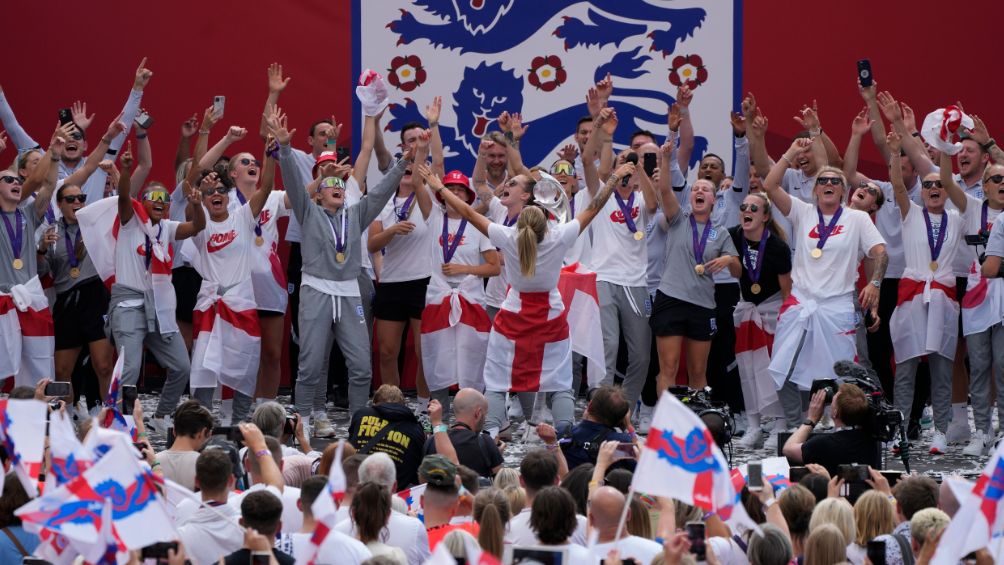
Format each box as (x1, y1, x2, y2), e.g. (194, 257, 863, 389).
(335, 510, 430, 565)
(114, 216, 180, 292)
(564, 189, 593, 266)
(191, 204, 258, 288)
(488, 220, 581, 293)
(961, 195, 1003, 273)
(505, 507, 588, 546)
(255, 191, 291, 245)
(586, 190, 651, 287)
(375, 193, 432, 282)
(226, 484, 303, 535)
(591, 536, 664, 565)
(874, 179, 922, 279)
(901, 202, 964, 283)
(427, 207, 493, 286)
(290, 530, 372, 565)
(782, 167, 816, 202)
(485, 198, 520, 308)
(786, 198, 885, 299)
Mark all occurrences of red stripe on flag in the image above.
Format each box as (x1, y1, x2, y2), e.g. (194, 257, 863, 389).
(779, 294, 800, 316)
(896, 278, 956, 307)
(0, 296, 54, 337)
(493, 292, 569, 392)
(218, 301, 262, 338)
(734, 319, 772, 355)
(962, 278, 988, 309)
(421, 296, 492, 334)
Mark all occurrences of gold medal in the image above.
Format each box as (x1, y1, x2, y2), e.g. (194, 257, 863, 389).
(255, 236, 265, 247)
(930, 260, 938, 271)
(695, 264, 705, 275)
(69, 267, 80, 279)
(634, 230, 644, 241)
(336, 252, 346, 263)
(751, 283, 761, 295)
(810, 248, 823, 259)
(12, 258, 23, 270)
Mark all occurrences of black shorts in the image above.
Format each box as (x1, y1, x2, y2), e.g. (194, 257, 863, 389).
(53, 278, 111, 350)
(257, 309, 284, 318)
(373, 277, 430, 321)
(172, 265, 202, 324)
(649, 291, 717, 341)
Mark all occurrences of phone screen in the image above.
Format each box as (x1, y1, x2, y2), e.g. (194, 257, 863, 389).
(44, 382, 71, 398)
(748, 462, 764, 491)
(643, 152, 658, 178)
(686, 522, 706, 560)
(866, 539, 886, 565)
(857, 59, 873, 88)
(58, 108, 73, 126)
(121, 385, 138, 415)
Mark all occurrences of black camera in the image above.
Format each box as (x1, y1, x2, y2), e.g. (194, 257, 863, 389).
(832, 360, 904, 442)
(283, 408, 299, 436)
(668, 386, 734, 445)
(810, 379, 839, 403)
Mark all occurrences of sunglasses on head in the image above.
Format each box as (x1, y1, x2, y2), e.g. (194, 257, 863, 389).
(144, 190, 168, 203)
(986, 174, 1004, 185)
(739, 203, 760, 213)
(202, 187, 229, 196)
(921, 180, 944, 189)
(551, 162, 573, 176)
(60, 194, 87, 204)
(0, 175, 20, 184)
(815, 177, 844, 187)
(239, 157, 262, 168)
(317, 176, 345, 193)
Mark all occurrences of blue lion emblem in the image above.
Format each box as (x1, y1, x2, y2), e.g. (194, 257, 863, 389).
(646, 426, 722, 474)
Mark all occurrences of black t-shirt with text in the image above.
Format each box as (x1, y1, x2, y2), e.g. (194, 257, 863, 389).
(348, 403, 426, 488)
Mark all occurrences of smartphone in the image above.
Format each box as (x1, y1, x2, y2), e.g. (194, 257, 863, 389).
(880, 471, 903, 488)
(857, 59, 873, 88)
(283, 411, 297, 436)
(613, 442, 636, 460)
(335, 146, 351, 162)
(863, 308, 876, 329)
(141, 541, 178, 559)
(23, 559, 54, 565)
(251, 550, 272, 565)
(213, 426, 243, 442)
(789, 466, 809, 483)
(866, 539, 886, 565)
(134, 111, 154, 130)
(686, 521, 706, 560)
(121, 385, 138, 416)
(44, 382, 71, 397)
(213, 95, 226, 119)
(643, 152, 658, 178)
(58, 108, 74, 126)
(748, 462, 764, 492)
(839, 464, 870, 483)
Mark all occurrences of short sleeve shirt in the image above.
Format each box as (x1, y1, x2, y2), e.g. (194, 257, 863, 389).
(728, 226, 792, 305)
(657, 211, 738, 309)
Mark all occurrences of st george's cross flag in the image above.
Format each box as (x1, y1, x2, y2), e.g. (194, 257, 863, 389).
(190, 278, 262, 398)
(931, 440, 1004, 564)
(0, 398, 47, 496)
(99, 349, 137, 441)
(420, 276, 492, 392)
(299, 439, 347, 565)
(557, 263, 605, 388)
(0, 276, 54, 385)
(397, 483, 427, 522)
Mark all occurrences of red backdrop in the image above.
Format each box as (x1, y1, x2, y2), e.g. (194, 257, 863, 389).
(6, 1, 1001, 385)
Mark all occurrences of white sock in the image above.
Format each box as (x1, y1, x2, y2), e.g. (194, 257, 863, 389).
(312, 410, 327, 421)
(952, 403, 967, 423)
(418, 396, 430, 413)
(746, 412, 761, 431)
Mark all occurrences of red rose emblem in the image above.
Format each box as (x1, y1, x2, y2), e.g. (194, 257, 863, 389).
(527, 55, 567, 92)
(387, 55, 427, 92)
(668, 54, 708, 90)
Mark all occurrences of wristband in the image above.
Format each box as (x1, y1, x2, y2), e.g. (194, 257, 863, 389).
(802, 419, 817, 428)
(763, 498, 777, 510)
(135, 133, 148, 140)
(137, 431, 148, 439)
(911, 132, 921, 138)
(151, 460, 161, 468)
(255, 449, 272, 459)
(432, 424, 449, 434)
(780, 155, 792, 165)
(545, 443, 560, 451)
(983, 138, 997, 151)
(199, 130, 210, 135)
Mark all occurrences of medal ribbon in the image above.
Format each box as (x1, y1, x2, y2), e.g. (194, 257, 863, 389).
(614, 191, 638, 235)
(63, 220, 82, 270)
(2, 209, 24, 262)
(442, 216, 468, 264)
(741, 230, 769, 285)
(689, 214, 712, 267)
(923, 209, 948, 264)
(328, 210, 347, 254)
(814, 206, 844, 252)
(234, 189, 264, 239)
(395, 193, 416, 222)
(144, 224, 163, 270)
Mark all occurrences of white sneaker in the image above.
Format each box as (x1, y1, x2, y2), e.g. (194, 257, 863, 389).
(947, 419, 972, 443)
(738, 428, 763, 449)
(764, 429, 780, 453)
(963, 430, 991, 456)
(734, 412, 748, 436)
(312, 414, 336, 438)
(929, 430, 948, 455)
(637, 404, 654, 435)
(147, 416, 173, 436)
(507, 396, 524, 421)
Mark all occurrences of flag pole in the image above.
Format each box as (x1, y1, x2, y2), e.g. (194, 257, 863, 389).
(613, 485, 635, 543)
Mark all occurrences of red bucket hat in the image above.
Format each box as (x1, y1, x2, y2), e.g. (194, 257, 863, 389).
(437, 170, 475, 204)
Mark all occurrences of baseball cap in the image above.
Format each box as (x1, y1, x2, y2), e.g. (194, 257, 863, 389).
(419, 454, 458, 488)
(312, 151, 342, 176)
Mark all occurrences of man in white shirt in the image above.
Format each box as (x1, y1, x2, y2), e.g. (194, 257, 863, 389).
(506, 449, 587, 546)
(588, 487, 663, 564)
(177, 449, 244, 565)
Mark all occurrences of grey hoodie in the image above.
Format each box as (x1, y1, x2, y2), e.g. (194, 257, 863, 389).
(279, 143, 407, 281)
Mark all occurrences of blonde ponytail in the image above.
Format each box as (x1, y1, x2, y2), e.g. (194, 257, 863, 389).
(516, 206, 547, 278)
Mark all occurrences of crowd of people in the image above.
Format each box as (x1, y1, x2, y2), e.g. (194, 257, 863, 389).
(1, 54, 1003, 561)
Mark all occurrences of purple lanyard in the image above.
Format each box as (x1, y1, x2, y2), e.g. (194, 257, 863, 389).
(689, 214, 712, 265)
(569, 194, 575, 217)
(395, 193, 416, 222)
(442, 216, 468, 264)
(234, 189, 264, 238)
(741, 230, 769, 284)
(1, 209, 24, 261)
(328, 211, 347, 254)
(982, 200, 991, 233)
(144, 224, 163, 270)
(63, 220, 82, 269)
(814, 206, 843, 251)
(923, 209, 948, 263)
(614, 191, 638, 234)
(503, 213, 518, 227)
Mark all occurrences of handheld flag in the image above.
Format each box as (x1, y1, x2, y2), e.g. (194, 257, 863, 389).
(299, 439, 346, 565)
(0, 398, 47, 496)
(931, 441, 1004, 564)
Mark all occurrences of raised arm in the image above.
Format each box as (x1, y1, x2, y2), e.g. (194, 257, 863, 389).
(197, 126, 247, 172)
(471, 139, 495, 214)
(675, 85, 695, 171)
(117, 148, 136, 225)
(104, 57, 152, 160)
(763, 139, 806, 217)
(498, 112, 533, 179)
(33, 137, 64, 220)
(185, 107, 221, 186)
(426, 96, 446, 177)
(730, 110, 750, 191)
(843, 107, 875, 188)
(886, 131, 910, 220)
(238, 423, 283, 493)
(577, 162, 636, 232)
(175, 113, 198, 171)
(351, 114, 378, 185)
(373, 112, 393, 172)
(859, 80, 890, 163)
(421, 164, 491, 237)
(130, 123, 153, 192)
(583, 107, 617, 197)
(411, 130, 433, 219)
(940, 150, 968, 213)
(60, 118, 125, 196)
(0, 83, 40, 151)
(966, 115, 1004, 167)
(22, 123, 76, 198)
(795, 100, 841, 168)
(747, 97, 773, 178)
(259, 63, 290, 139)
(260, 137, 278, 194)
(175, 181, 206, 240)
(657, 138, 680, 221)
(877, 91, 936, 176)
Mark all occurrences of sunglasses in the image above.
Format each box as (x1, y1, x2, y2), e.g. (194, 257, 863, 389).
(858, 184, 881, 196)
(317, 176, 345, 193)
(0, 175, 20, 184)
(202, 187, 229, 196)
(551, 162, 574, 176)
(69, 132, 83, 141)
(739, 203, 760, 213)
(986, 174, 1004, 184)
(60, 194, 87, 203)
(239, 157, 262, 168)
(144, 190, 168, 203)
(921, 180, 944, 189)
(505, 178, 522, 188)
(815, 177, 844, 187)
